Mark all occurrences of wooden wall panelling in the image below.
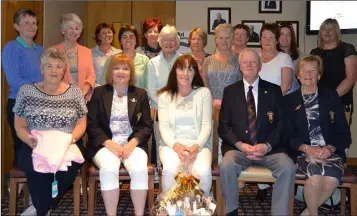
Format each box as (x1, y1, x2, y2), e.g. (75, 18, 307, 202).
(1, 0, 43, 194)
(132, 1, 176, 45)
(86, 1, 132, 49)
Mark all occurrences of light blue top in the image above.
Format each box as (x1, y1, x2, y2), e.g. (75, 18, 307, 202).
(91, 46, 121, 86)
(2, 36, 44, 99)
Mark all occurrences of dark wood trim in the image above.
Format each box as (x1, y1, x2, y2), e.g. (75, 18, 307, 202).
(347, 158, 357, 166)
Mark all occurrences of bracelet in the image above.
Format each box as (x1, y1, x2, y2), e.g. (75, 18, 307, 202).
(194, 144, 201, 151)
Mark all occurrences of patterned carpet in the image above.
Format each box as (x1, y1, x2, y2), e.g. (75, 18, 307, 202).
(2, 166, 356, 216)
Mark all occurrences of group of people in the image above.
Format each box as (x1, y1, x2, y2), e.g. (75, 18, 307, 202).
(2, 7, 356, 216)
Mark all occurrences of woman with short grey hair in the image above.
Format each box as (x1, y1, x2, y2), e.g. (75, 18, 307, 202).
(14, 47, 87, 216)
(53, 13, 96, 102)
(2, 8, 44, 171)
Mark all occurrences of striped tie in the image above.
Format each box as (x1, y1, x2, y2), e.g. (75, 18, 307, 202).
(247, 86, 257, 144)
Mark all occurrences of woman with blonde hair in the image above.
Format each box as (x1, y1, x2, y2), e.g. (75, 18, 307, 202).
(53, 13, 96, 102)
(310, 18, 357, 123)
(202, 23, 241, 110)
(284, 55, 351, 216)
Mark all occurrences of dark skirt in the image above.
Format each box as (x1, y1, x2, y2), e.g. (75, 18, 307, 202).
(296, 153, 344, 184)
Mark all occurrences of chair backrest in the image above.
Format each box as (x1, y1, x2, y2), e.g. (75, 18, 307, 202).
(212, 108, 220, 166)
(148, 108, 156, 164)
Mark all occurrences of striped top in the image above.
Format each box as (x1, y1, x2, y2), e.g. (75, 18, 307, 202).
(2, 36, 44, 99)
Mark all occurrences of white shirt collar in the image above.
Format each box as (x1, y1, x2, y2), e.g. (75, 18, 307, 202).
(243, 77, 260, 91)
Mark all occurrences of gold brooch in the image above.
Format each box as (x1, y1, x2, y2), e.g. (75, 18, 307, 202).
(267, 111, 274, 124)
(329, 110, 335, 123)
(295, 105, 301, 111)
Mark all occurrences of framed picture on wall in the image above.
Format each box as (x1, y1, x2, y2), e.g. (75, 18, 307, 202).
(259, 1, 282, 13)
(276, 21, 299, 47)
(208, 7, 231, 35)
(112, 22, 123, 49)
(242, 20, 265, 47)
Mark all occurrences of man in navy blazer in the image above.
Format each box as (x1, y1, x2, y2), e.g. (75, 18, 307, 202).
(218, 48, 296, 216)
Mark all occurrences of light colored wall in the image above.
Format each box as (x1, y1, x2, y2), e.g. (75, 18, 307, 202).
(176, 1, 357, 158)
(43, 1, 87, 48)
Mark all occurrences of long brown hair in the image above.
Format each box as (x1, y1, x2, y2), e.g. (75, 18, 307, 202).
(278, 23, 300, 60)
(158, 55, 204, 99)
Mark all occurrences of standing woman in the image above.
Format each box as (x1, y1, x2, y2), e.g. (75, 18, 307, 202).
(202, 23, 241, 110)
(189, 27, 210, 77)
(2, 8, 44, 164)
(259, 23, 294, 95)
(140, 18, 163, 59)
(310, 18, 357, 123)
(284, 56, 351, 216)
(53, 13, 96, 102)
(87, 53, 153, 216)
(232, 24, 250, 55)
(102, 25, 150, 90)
(92, 22, 121, 86)
(278, 23, 302, 93)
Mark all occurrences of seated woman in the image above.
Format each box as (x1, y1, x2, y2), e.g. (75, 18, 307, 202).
(158, 55, 212, 196)
(86, 53, 153, 216)
(13, 47, 87, 216)
(284, 55, 351, 216)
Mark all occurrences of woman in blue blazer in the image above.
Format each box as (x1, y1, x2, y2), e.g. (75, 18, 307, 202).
(284, 55, 351, 216)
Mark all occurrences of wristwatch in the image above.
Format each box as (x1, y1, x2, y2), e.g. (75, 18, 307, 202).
(265, 142, 272, 152)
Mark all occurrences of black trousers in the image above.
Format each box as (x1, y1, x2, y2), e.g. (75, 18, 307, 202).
(7, 98, 23, 165)
(17, 146, 82, 216)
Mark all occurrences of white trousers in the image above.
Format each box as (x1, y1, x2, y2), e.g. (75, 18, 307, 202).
(159, 146, 212, 195)
(93, 147, 148, 191)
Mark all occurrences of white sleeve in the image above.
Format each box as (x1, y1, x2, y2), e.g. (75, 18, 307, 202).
(281, 53, 294, 69)
(147, 59, 158, 105)
(195, 88, 213, 148)
(158, 93, 177, 148)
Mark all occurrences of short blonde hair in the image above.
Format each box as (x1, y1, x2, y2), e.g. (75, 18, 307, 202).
(60, 13, 83, 31)
(158, 25, 180, 49)
(106, 53, 136, 87)
(318, 18, 341, 48)
(40, 47, 67, 69)
(214, 23, 234, 41)
(296, 55, 324, 77)
(189, 27, 208, 46)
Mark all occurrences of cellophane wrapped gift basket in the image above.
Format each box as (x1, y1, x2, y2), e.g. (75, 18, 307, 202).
(151, 159, 216, 215)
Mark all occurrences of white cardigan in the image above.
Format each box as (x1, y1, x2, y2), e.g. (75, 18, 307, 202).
(158, 87, 213, 150)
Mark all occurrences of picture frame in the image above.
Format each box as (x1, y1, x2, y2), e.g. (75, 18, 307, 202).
(276, 21, 299, 47)
(259, 1, 282, 14)
(241, 20, 265, 47)
(207, 7, 231, 35)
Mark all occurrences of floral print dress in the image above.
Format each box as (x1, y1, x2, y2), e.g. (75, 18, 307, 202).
(296, 92, 344, 184)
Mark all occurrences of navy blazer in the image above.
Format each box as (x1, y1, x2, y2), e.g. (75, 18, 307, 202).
(283, 88, 351, 161)
(86, 85, 153, 160)
(218, 78, 284, 156)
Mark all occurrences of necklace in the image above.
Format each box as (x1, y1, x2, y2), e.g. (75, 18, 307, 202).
(302, 90, 318, 104)
(64, 44, 78, 58)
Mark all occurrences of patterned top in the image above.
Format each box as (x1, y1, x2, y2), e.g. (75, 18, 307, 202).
(303, 92, 326, 147)
(138, 44, 161, 59)
(202, 54, 241, 100)
(13, 84, 87, 134)
(109, 89, 133, 145)
(67, 52, 78, 85)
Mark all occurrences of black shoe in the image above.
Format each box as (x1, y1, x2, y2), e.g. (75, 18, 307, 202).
(255, 188, 268, 201)
(226, 208, 238, 216)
